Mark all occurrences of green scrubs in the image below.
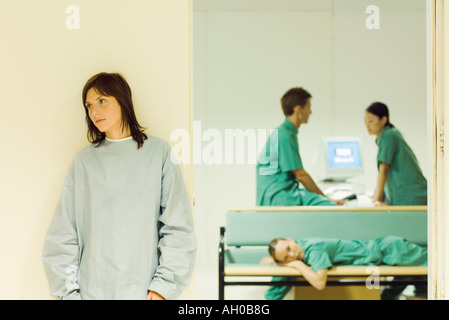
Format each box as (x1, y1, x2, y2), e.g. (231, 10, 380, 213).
(256, 118, 334, 206)
(298, 236, 427, 271)
(265, 236, 427, 300)
(376, 126, 427, 205)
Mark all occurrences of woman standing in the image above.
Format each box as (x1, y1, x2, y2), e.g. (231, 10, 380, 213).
(364, 102, 427, 206)
(42, 72, 196, 300)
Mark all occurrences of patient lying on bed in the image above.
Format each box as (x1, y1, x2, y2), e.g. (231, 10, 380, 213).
(264, 236, 427, 298)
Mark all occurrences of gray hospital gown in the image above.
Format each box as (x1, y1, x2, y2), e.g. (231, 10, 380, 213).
(42, 136, 196, 299)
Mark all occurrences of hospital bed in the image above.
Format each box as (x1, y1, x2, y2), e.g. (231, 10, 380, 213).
(219, 206, 427, 300)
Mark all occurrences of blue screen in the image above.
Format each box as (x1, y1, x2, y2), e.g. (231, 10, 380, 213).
(326, 141, 361, 169)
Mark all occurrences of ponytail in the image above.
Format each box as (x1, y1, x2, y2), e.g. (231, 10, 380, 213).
(366, 102, 394, 128)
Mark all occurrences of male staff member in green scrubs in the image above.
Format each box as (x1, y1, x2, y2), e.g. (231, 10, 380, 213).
(256, 87, 343, 206)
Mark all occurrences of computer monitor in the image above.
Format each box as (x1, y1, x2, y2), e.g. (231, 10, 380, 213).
(317, 136, 363, 182)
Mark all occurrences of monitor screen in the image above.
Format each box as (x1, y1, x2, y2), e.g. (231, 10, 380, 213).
(317, 137, 363, 181)
(327, 141, 361, 170)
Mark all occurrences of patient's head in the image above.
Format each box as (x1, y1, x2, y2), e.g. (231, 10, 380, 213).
(268, 238, 304, 263)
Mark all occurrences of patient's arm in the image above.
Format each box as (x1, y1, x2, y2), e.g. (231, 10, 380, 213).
(260, 256, 275, 264)
(280, 260, 328, 290)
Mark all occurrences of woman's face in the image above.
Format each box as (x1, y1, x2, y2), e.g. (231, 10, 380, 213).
(364, 111, 387, 137)
(274, 238, 304, 263)
(85, 88, 126, 139)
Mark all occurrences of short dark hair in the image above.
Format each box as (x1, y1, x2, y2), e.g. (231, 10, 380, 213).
(280, 87, 312, 116)
(366, 101, 394, 128)
(82, 72, 147, 148)
(268, 238, 286, 262)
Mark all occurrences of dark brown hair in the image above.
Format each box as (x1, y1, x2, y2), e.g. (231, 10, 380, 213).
(82, 72, 147, 148)
(280, 87, 312, 116)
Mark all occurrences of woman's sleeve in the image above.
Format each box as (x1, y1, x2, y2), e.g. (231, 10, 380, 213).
(42, 163, 81, 300)
(377, 130, 398, 166)
(148, 146, 196, 300)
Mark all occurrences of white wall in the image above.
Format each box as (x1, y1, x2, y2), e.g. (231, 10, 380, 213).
(332, 0, 427, 190)
(193, 0, 427, 299)
(0, 0, 192, 299)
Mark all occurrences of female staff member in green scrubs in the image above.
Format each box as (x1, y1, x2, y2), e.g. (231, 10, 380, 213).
(365, 102, 427, 299)
(364, 102, 427, 206)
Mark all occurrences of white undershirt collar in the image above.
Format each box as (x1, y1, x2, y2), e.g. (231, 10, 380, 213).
(105, 136, 133, 142)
